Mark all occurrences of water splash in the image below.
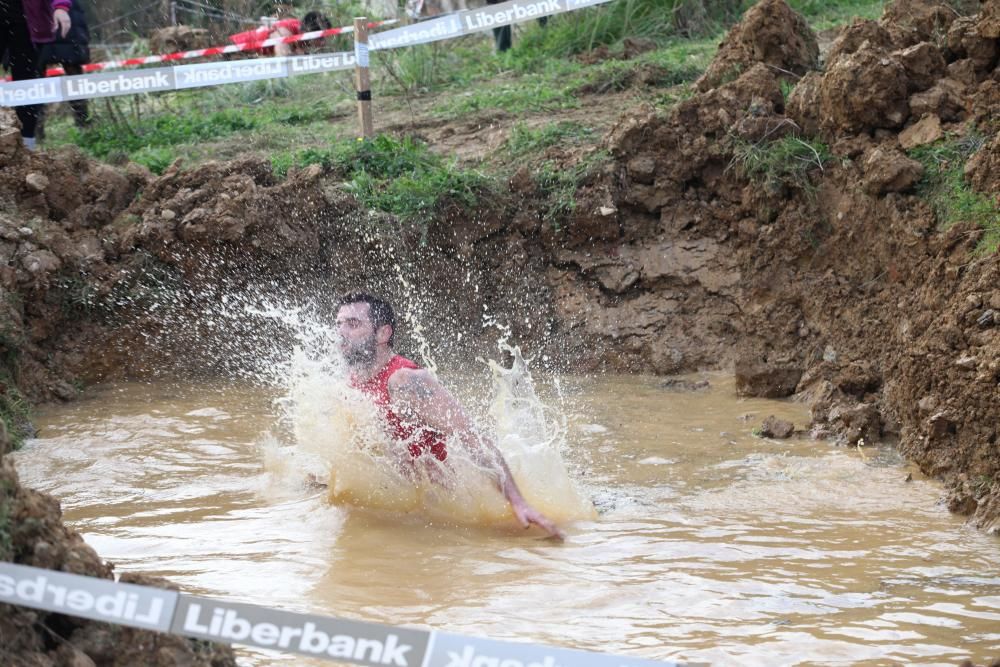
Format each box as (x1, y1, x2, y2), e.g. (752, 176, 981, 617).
(265, 305, 595, 528)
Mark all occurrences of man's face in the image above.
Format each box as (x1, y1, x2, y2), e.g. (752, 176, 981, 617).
(335, 302, 379, 367)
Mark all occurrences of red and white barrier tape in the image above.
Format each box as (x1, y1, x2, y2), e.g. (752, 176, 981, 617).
(41, 19, 397, 77)
(0, 0, 613, 106)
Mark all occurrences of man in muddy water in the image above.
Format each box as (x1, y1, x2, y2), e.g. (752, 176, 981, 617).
(331, 291, 564, 540)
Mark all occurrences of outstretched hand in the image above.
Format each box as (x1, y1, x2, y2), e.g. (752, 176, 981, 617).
(511, 500, 565, 541)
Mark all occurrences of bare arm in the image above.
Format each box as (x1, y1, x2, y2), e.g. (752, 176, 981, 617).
(389, 368, 564, 539)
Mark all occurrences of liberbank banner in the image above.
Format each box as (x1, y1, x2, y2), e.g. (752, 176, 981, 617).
(0, 562, 687, 666)
(0, 0, 614, 107)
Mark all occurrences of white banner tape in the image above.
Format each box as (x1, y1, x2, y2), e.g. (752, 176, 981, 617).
(0, 0, 615, 107)
(0, 562, 178, 632)
(0, 51, 357, 107)
(370, 0, 614, 50)
(0, 562, 687, 666)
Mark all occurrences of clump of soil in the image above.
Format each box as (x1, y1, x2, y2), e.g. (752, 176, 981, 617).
(696, 0, 819, 91)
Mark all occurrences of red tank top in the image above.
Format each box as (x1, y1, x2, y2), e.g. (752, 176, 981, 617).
(353, 355, 448, 462)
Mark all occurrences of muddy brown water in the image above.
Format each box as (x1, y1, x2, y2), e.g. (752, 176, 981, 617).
(12, 374, 1000, 666)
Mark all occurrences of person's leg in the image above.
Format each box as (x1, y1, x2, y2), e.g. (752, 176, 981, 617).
(485, 0, 512, 52)
(4, 8, 43, 146)
(63, 62, 89, 126)
(492, 25, 511, 52)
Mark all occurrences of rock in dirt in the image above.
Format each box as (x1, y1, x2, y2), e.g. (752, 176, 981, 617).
(947, 15, 999, 73)
(735, 358, 803, 398)
(880, 0, 957, 48)
(759, 415, 795, 438)
(834, 362, 882, 398)
(863, 147, 924, 195)
(825, 19, 894, 67)
(696, 0, 818, 91)
(24, 172, 49, 192)
(0, 107, 25, 162)
(818, 46, 911, 136)
(785, 70, 823, 136)
(971, 79, 1000, 132)
(980, 1, 1000, 39)
(829, 402, 883, 445)
(899, 114, 944, 149)
(893, 42, 947, 92)
(909, 78, 968, 122)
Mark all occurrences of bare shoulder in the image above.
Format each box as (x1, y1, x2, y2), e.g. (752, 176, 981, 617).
(388, 367, 439, 398)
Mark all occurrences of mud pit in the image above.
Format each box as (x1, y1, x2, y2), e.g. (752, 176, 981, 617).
(1, 0, 999, 665)
(12, 376, 1000, 666)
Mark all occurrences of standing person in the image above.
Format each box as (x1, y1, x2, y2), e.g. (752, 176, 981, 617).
(484, 0, 547, 53)
(485, 0, 512, 52)
(334, 292, 564, 539)
(0, 0, 71, 150)
(37, 0, 88, 129)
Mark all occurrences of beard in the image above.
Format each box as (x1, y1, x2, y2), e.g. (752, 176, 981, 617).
(342, 334, 377, 367)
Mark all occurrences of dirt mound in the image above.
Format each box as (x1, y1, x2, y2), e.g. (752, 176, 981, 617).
(0, 109, 150, 414)
(696, 0, 819, 91)
(880, 0, 958, 48)
(583, 1, 1000, 532)
(824, 19, 894, 66)
(791, 2, 999, 141)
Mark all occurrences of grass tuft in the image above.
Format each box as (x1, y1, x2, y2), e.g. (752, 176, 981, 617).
(909, 133, 1000, 255)
(536, 149, 612, 223)
(272, 135, 491, 226)
(729, 134, 832, 192)
(504, 121, 595, 156)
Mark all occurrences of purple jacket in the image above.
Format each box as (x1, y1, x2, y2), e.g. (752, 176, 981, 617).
(23, 0, 72, 44)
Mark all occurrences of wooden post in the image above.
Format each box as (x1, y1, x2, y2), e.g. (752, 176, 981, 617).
(353, 17, 374, 139)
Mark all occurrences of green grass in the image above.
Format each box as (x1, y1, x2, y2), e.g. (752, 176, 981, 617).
(344, 136, 490, 224)
(729, 134, 832, 192)
(435, 78, 583, 117)
(378, 39, 505, 95)
(0, 369, 32, 451)
(37, 0, 890, 174)
(45, 74, 352, 172)
(783, 0, 886, 29)
(272, 135, 492, 225)
(503, 0, 739, 72)
(536, 149, 612, 223)
(909, 134, 1000, 255)
(504, 121, 596, 156)
(66, 109, 258, 170)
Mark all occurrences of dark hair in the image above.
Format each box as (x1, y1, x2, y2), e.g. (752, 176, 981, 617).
(335, 292, 396, 346)
(302, 11, 332, 32)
